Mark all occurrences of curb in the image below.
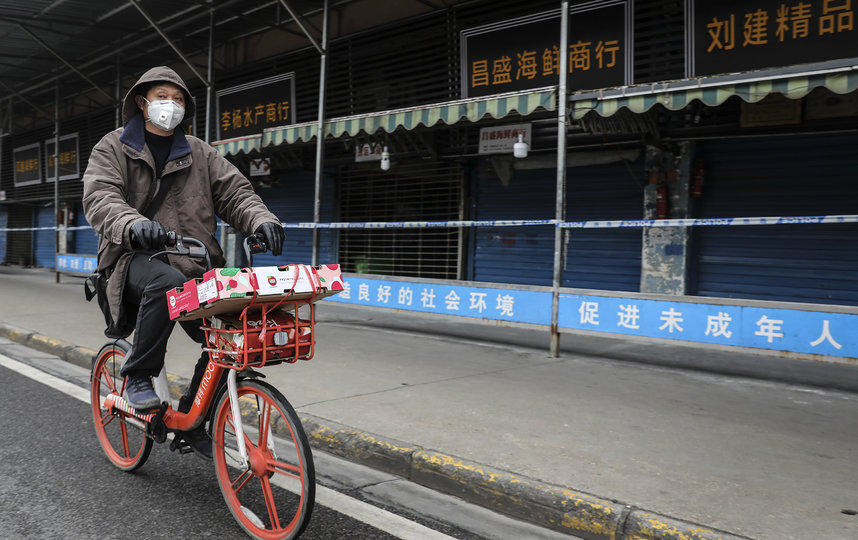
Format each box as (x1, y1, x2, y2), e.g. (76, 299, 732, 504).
(0, 322, 750, 540)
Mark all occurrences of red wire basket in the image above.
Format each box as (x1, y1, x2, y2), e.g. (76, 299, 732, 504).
(202, 299, 315, 370)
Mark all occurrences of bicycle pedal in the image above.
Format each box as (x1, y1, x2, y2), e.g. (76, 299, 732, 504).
(169, 437, 194, 455)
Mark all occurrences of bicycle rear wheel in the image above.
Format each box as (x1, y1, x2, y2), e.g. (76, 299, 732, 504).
(90, 341, 153, 471)
(212, 379, 315, 540)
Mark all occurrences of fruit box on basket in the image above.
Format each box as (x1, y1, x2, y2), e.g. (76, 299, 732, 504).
(166, 263, 344, 321)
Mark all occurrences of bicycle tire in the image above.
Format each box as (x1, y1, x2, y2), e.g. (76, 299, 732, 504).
(90, 341, 153, 472)
(212, 379, 315, 540)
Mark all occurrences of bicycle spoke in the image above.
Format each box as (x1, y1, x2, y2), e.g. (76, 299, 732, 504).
(270, 458, 303, 481)
(100, 410, 115, 427)
(259, 475, 282, 531)
(231, 469, 254, 493)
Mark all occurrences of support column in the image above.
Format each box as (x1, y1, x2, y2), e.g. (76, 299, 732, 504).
(640, 141, 694, 295)
(550, 1, 569, 357)
(311, 0, 329, 266)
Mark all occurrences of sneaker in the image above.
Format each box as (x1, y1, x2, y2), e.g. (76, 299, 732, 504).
(124, 373, 161, 411)
(183, 426, 213, 460)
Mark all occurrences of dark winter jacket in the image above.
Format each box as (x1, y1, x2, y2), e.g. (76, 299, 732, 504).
(82, 66, 279, 337)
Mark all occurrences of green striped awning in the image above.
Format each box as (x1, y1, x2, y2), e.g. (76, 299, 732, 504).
(262, 86, 556, 148)
(572, 70, 858, 120)
(212, 134, 262, 157)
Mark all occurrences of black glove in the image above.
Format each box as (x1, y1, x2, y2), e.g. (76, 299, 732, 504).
(255, 222, 285, 256)
(129, 220, 167, 251)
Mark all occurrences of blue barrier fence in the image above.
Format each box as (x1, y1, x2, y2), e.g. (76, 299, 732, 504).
(3, 215, 857, 360)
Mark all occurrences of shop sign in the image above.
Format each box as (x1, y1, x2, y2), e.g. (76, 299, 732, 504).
(217, 73, 296, 140)
(45, 133, 79, 181)
(355, 142, 385, 163)
(13, 143, 41, 187)
(478, 123, 532, 155)
(688, 0, 857, 77)
(249, 158, 271, 177)
(461, 1, 632, 98)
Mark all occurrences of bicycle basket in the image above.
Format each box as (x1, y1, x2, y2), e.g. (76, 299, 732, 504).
(202, 300, 315, 370)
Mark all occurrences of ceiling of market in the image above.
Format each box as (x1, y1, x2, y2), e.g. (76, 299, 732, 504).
(0, 0, 471, 133)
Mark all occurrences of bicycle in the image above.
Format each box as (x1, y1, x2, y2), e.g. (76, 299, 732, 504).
(90, 232, 328, 539)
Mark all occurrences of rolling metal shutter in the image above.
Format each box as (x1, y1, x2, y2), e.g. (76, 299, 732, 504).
(34, 206, 55, 268)
(73, 202, 98, 255)
(694, 132, 858, 306)
(338, 161, 464, 279)
(245, 172, 337, 267)
(0, 207, 6, 264)
(472, 159, 644, 290)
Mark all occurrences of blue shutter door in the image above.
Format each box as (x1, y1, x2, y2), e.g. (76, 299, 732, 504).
(694, 132, 858, 306)
(472, 159, 643, 290)
(251, 172, 337, 267)
(34, 206, 56, 268)
(73, 202, 99, 255)
(0, 208, 7, 264)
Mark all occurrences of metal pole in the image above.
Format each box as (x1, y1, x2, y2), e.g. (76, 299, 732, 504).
(54, 77, 60, 283)
(206, 2, 215, 143)
(115, 47, 121, 129)
(550, 1, 569, 357)
(312, 0, 329, 266)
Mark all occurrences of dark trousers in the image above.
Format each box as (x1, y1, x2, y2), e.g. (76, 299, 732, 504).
(119, 252, 205, 380)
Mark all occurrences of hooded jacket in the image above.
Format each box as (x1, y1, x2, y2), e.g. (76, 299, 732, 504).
(82, 66, 279, 338)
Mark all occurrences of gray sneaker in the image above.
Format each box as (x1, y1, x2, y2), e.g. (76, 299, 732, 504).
(124, 374, 161, 411)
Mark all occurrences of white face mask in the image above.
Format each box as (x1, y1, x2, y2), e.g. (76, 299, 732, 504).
(143, 97, 185, 131)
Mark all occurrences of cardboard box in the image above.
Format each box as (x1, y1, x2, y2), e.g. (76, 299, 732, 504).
(168, 264, 345, 321)
(250, 265, 321, 296)
(166, 278, 202, 320)
(198, 267, 255, 303)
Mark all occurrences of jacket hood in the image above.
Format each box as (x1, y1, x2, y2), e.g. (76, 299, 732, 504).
(121, 66, 196, 126)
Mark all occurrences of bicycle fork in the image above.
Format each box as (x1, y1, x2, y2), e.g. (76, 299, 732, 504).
(226, 369, 278, 470)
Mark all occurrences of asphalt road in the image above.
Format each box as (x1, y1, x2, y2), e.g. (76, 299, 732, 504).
(0, 363, 407, 539)
(0, 345, 577, 540)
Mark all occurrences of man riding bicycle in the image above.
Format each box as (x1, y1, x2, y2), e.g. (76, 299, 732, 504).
(82, 66, 284, 458)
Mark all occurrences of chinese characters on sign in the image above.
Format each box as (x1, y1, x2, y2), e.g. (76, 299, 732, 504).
(13, 143, 41, 187)
(45, 133, 80, 181)
(461, 1, 630, 98)
(216, 73, 296, 140)
(562, 294, 855, 356)
(56, 255, 97, 273)
(329, 277, 551, 325)
(690, 0, 857, 76)
(328, 277, 858, 358)
(478, 123, 532, 155)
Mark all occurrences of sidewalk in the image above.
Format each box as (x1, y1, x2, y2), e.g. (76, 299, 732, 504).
(1, 266, 857, 540)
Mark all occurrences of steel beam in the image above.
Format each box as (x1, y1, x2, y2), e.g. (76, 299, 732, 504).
(16, 23, 114, 104)
(278, 0, 324, 55)
(129, 0, 210, 87)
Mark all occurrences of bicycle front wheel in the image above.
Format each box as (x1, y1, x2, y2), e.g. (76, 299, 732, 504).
(90, 341, 153, 471)
(212, 379, 315, 540)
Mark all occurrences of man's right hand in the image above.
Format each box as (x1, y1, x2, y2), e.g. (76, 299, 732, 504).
(129, 220, 167, 251)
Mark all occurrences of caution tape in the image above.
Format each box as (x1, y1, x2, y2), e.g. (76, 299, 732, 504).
(1, 215, 857, 232)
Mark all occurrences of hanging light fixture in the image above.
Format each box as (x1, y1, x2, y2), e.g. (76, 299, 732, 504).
(380, 146, 391, 170)
(513, 133, 528, 158)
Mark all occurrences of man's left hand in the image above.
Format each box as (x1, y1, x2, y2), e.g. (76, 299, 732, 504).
(255, 222, 285, 256)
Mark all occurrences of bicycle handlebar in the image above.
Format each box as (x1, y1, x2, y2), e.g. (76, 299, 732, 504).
(149, 232, 212, 270)
(148, 231, 271, 270)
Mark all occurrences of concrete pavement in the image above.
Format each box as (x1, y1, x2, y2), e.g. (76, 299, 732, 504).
(1, 266, 857, 539)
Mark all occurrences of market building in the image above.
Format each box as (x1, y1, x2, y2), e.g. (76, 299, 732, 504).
(1, 0, 856, 359)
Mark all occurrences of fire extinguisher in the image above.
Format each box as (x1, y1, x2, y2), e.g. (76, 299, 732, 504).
(656, 184, 669, 219)
(692, 160, 704, 198)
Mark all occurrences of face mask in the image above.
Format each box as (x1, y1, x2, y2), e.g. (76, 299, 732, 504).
(143, 97, 185, 131)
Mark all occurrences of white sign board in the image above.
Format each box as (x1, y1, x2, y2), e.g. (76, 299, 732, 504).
(355, 142, 384, 163)
(478, 123, 532, 155)
(249, 158, 271, 177)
